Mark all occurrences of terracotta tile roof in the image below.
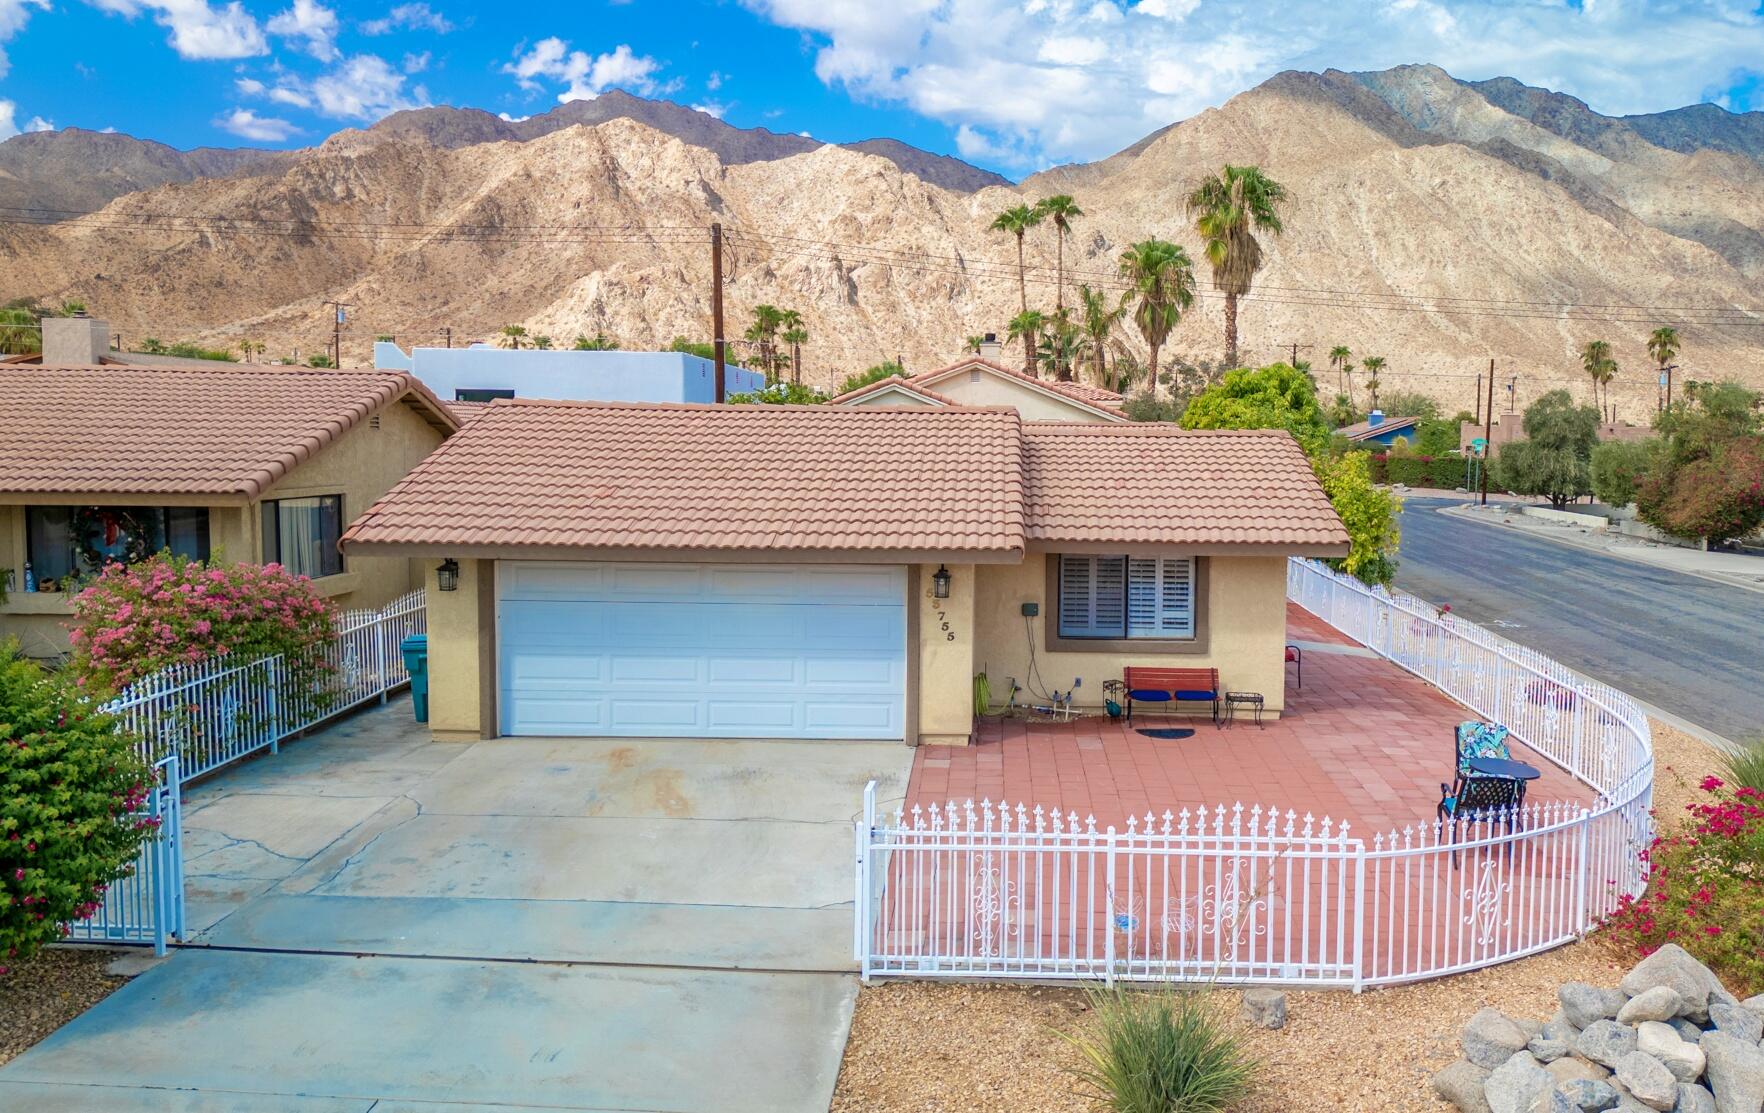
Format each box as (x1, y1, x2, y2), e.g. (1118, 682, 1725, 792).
(825, 376, 959, 407)
(0, 364, 457, 500)
(1020, 425, 1351, 550)
(910, 358, 1129, 419)
(342, 401, 1028, 559)
(447, 400, 495, 425)
(1337, 415, 1421, 442)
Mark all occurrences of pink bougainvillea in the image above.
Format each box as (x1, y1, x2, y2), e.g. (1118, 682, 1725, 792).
(68, 554, 336, 694)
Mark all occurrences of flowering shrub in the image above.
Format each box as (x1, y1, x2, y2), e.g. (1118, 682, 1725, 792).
(1, 645, 156, 975)
(1607, 775, 1764, 995)
(68, 554, 337, 694)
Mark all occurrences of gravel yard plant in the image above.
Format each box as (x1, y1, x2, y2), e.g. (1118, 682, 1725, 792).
(1062, 986, 1257, 1113)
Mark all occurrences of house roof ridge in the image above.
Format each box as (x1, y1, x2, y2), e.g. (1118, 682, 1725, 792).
(908, 357, 1129, 417)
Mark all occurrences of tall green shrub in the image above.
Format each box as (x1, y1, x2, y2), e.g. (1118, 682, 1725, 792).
(1317, 451, 1400, 585)
(1491, 390, 1599, 509)
(1589, 439, 1655, 508)
(1, 647, 156, 974)
(1063, 987, 1258, 1113)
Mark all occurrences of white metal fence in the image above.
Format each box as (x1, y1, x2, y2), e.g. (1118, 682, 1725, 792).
(104, 590, 427, 784)
(855, 559, 1654, 988)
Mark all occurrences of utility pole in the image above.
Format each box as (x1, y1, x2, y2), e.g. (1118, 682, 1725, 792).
(325, 300, 352, 368)
(1658, 363, 1677, 411)
(443, 327, 452, 349)
(1287, 342, 1312, 368)
(1480, 358, 1495, 506)
(710, 223, 726, 403)
(1472, 372, 1482, 424)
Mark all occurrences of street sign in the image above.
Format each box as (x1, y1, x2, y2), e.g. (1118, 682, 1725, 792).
(336, 306, 347, 324)
(1471, 436, 1488, 454)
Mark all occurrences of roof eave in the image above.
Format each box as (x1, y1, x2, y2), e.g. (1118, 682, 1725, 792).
(1026, 539, 1353, 558)
(338, 539, 1030, 565)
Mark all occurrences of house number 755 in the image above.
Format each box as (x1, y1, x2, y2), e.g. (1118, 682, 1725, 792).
(937, 609, 955, 641)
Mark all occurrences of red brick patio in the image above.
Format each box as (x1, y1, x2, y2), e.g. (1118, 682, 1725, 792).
(904, 602, 1591, 838)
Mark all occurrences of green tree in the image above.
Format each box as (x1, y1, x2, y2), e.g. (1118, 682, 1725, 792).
(727, 382, 829, 405)
(1117, 239, 1195, 401)
(744, 304, 787, 382)
(0, 647, 156, 974)
(989, 202, 1043, 324)
(1035, 310, 1083, 380)
(666, 336, 714, 359)
(1315, 450, 1401, 585)
(963, 335, 985, 355)
(1590, 439, 1656, 508)
(1186, 164, 1288, 369)
(1360, 355, 1386, 411)
(1007, 309, 1048, 376)
(1179, 362, 1331, 453)
(779, 309, 807, 385)
(0, 307, 40, 355)
(1648, 326, 1680, 406)
(498, 324, 528, 350)
(1035, 194, 1083, 376)
(1074, 284, 1124, 387)
(1327, 345, 1352, 400)
(1373, 390, 1440, 422)
(531, 335, 553, 350)
(1581, 339, 1616, 422)
(239, 339, 266, 362)
(837, 360, 907, 396)
(1491, 390, 1600, 509)
(1325, 393, 1359, 428)
(1635, 381, 1764, 545)
(573, 332, 620, 351)
(139, 337, 166, 355)
(305, 353, 333, 368)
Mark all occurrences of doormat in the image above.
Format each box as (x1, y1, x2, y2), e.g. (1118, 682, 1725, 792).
(1135, 728, 1196, 740)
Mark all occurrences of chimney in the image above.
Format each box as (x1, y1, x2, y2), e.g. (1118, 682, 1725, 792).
(977, 331, 1001, 361)
(40, 314, 110, 364)
(1368, 409, 1385, 427)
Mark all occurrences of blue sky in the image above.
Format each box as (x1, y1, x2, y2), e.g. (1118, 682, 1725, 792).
(1, 0, 1761, 178)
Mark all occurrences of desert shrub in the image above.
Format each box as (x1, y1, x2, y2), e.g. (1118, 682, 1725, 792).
(1635, 435, 1764, 546)
(837, 360, 906, 396)
(1382, 454, 1468, 489)
(164, 342, 236, 363)
(67, 553, 336, 694)
(1316, 451, 1400, 586)
(1726, 739, 1764, 795)
(1607, 774, 1764, 996)
(726, 382, 829, 405)
(1, 646, 156, 974)
(1064, 986, 1258, 1113)
(1590, 439, 1656, 508)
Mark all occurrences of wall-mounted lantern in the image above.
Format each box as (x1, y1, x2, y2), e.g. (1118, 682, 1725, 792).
(437, 558, 460, 592)
(932, 565, 952, 600)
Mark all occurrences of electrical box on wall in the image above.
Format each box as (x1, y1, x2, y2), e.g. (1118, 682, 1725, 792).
(1020, 602, 1039, 617)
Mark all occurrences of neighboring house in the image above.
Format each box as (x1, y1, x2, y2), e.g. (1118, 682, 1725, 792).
(1457, 413, 1652, 454)
(830, 356, 1129, 422)
(1337, 411, 1422, 448)
(373, 341, 765, 404)
(340, 402, 1348, 745)
(0, 364, 457, 659)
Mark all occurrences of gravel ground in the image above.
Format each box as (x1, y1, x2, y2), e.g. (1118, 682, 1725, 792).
(832, 717, 1727, 1112)
(0, 948, 130, 1068)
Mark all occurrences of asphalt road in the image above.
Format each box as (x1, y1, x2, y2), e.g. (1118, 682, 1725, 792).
(1391, 497, 1764, 743)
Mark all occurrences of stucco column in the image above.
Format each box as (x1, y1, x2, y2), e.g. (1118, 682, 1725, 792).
(915, 562, 975, 746)
(425, 558, 497, 742)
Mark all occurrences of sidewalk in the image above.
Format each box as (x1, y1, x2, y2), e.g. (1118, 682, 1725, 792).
(1436, 501, 1764, 596)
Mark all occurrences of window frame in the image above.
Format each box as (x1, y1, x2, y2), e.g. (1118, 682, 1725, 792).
(260, 494, 346, 580)
(1044, 554, 1208, 654)
(455, 388, 515, 402)
(24, 505, 211, 587)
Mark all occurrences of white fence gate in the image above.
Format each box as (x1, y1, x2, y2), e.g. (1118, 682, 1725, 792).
(855, 559, 1654, 988)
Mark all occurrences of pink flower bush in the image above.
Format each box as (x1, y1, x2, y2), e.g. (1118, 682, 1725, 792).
(68, 554, 337, 694)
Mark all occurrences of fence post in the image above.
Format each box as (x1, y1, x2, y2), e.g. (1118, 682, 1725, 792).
(376, 615, 390, 705)
(856, 781, 875, 979)
(1104, 827, 1118, 988)
(1350, 840, 1367, 993)
(1572, 809, 1592, 937)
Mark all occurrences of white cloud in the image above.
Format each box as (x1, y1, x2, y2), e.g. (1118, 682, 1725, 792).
(215, 106, 301, 140)
(691, 99, 727, 118)
(504, 38, 662, 103)
(360, 2, 452, 35)
(743, 0, 1764, 165)
(0, 0, 48, 80)
(0, 97, 51, 139)
(268, 84, 313, 107)
(309, 54, 425, 119)
(402, 49, 429, 73)
(96, 0, 269, 60)
(706, 70, 723, 91)
(24, 113, 50, 131)
(267, 0, 339, 61)
(496, 110, 529, 122)
(235, 75, 265, 94)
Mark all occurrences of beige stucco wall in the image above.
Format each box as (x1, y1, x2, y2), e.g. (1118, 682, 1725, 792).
(424, 558, 496, 742)
(922, 372, 1119, 422)
(971, 553, 1290, 719)
(0, 395, 446, 658)
(915, 562, 975, 746)
(840, 389, 938, 409)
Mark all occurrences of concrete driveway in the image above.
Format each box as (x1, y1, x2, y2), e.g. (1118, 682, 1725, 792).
(0, 697, 913, 1112)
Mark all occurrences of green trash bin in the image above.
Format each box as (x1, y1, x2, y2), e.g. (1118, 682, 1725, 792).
(400, 634, 430, 723)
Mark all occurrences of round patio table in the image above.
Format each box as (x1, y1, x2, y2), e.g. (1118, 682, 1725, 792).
(1465, 756, 1541, 807)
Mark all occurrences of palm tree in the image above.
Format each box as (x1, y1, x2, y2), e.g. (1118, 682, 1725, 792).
(1037, 194, 1079, 335)
(1007, 309, 1048, 375)
(1035, 309, 1082, 380)
(572, 332, 619, 350)
(0, 306, 40, 354)
(1186, 164, 1288, 369)
(964, 334, 986, 355)
(1647, 326, 1680, 409)
(140, 337, 166, 355)
(532, 335, 553, 350)
(1361, 355, 1386, 411)
(1328, 345, 1352, 397)
(989, 203, 1044, 322)
(1075, 284, 1124, 387)
(1341, 360, 1358, 409)
(498, 324, 528, 350)
(1117, 239, 1196, 401)
(780, 309, 808, 385)
(745, 304, 787, 382)
(1581, 340, 1616, 421)
(239, 339, 266, 362)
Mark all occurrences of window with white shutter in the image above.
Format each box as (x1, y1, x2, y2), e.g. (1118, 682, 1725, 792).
(1058, 555, 1195, 640)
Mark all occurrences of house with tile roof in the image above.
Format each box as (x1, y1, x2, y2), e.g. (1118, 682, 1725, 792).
(829, 356, 1129, 422)
(0, 364, 458, 659)
(341, 400, 1347, 746)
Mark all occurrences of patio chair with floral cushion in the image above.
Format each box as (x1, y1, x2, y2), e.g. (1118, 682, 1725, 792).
(1437, 720, 1521, 867)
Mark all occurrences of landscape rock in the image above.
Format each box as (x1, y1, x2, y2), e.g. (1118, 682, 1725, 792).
(1636, 1020, 1706, 1083)
(1578, 1021, 1640, 1070)
(1671, 1018, 1705, 1044)
(1546, 1011, 1586, 1045)
(1701, 1032, 1764, 1113)
(1551, 1078, 1620, 1111)
(1613, 1052, 1677, 1111)
(1618, 987, 1684, 1025)
(1548, 1058, 1612, 1085)
(1486, 1051, 1554, 1113)
(1467, 1008, 1536, 1069)
(1740, 995, 1764, 1022)
(1433, 1058, 1494, 1113)
(1675, 1082, 1717, 1113)
(1529, 1034, 1571, 1063)
(1239, 988, 1286, 1030)
(1620, 946, 1722, 1020)
(1564, 984, 1629, 1030)
(1709, 1002, 1764, 1046)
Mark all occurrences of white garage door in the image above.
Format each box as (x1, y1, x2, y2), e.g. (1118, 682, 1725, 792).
(497, 561, 907, 739)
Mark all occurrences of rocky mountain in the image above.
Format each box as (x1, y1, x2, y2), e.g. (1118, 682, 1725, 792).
(3, 66, 1761, 419)
(0, 127, 292, 217)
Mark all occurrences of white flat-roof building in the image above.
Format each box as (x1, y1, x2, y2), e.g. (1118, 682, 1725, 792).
(373, 342, 765, 404)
